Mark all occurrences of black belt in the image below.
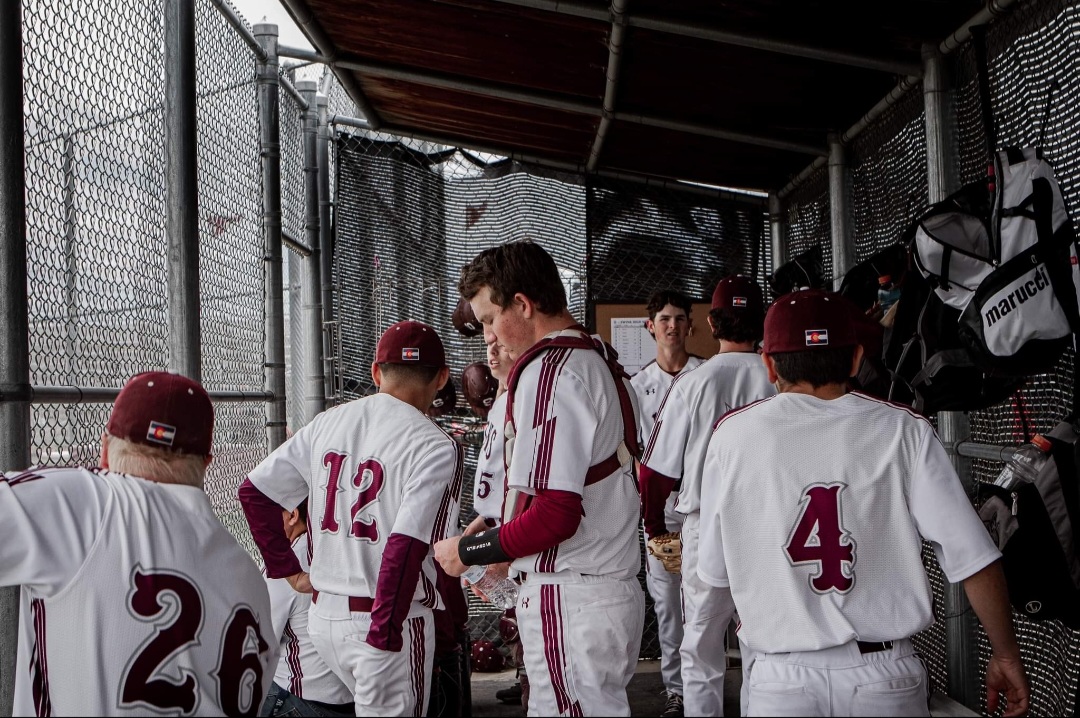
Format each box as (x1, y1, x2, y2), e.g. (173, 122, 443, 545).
(311, 590, 374, 613)
(856, 640, 893, 654)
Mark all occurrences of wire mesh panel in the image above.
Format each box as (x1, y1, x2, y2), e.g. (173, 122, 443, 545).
(194, 0, 266, 553)
(848, 87, 929, 263)
(22, 0, 169, 466)
(280, 86, 309, 434)
(782, 167, 831, 289)
(586, 179, 771, 305)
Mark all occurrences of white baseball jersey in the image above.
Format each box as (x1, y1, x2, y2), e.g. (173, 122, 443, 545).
(248, 393, 463, 607)
(0, 466, 276, 717)
(697, 391, 1002, 654)
(506, 331, 642, 579)
(473, 391, 507, 522)
(632, 357, 705, 533)
(640, 351, 775, 516)
(264, 533, 352, 705)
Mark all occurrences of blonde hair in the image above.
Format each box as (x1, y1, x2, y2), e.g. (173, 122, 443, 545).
(105, 434, 207, 489)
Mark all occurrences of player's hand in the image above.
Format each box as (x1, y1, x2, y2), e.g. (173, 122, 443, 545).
(463, 514, 489, 537)
(285, 571, 312, 594)
(465, 563, 510, 603)
(434, 536, 467, 577)
(986, 653, 1029, 716)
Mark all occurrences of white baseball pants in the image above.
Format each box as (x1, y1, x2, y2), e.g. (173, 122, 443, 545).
(680, 512, 736, 717)
(307, 593, 433, 717)
(645, 542, 684, 695)
(744, 638, 929, 717)
(517, 572, 645, 717)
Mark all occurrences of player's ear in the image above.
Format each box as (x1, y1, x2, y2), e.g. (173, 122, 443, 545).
(514, 292, 535, 320)
(371, 362, 383, 388)
(850, 344, 865, 377)
(645, 319, 656, 338)
(706, 314, 716, 334)
(99, 431, 110, 469)
(762, 352, 779, 384)
(434, 366, 450, 392)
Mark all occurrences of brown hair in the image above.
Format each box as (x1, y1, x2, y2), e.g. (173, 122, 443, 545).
(458, 240, 567, 315)
(646, 290, 693, 321)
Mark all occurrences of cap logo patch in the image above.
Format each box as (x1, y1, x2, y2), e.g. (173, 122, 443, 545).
(805, 329, 829, 346)
(147, 421, 177, 447)
(402, 347, 420, 361)
(732, 296, 747, 307)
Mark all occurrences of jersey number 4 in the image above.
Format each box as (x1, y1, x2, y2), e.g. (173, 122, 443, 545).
(321, 452, 387, 542)
(784, 483, 857, 594)
(120, 569, 269, 716)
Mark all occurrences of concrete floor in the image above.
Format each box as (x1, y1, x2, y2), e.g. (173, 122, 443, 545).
(469, 659, 740, 717)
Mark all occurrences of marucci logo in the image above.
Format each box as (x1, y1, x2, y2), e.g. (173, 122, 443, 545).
(985, 265, 1051, 328)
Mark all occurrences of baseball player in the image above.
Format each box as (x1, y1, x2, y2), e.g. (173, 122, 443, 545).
(630, 289, 705, 718)
(639, 275, 776, 717)
(239, 319, 465, 716)
(1, 371, 276, 716)
(435, 240, 646, 717)
(260, 500, 354, 716)
(698, 288, 1030, 717)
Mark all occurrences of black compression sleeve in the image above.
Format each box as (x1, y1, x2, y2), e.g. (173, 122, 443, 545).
(457, 527, 512, 566)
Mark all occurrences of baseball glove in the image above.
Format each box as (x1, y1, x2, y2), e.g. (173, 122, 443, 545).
(647, 532, 682, 574)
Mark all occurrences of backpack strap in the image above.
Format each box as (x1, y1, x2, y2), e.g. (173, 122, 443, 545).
(503, 327, 639, 502)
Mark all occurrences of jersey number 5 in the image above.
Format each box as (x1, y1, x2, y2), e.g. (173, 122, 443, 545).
(784, 483, 856, 594)
(321, 452, 387, 542)
(120, 569, 269, 716)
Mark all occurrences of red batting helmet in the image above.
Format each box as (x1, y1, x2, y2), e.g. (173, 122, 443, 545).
(452, 296, 483, 338)
(461, 362, 499, 419)
(470, 639, 506, 672)
(428, 380, 458, 417)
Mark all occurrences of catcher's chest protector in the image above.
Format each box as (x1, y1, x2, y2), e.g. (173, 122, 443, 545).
(501, 327, 639, 523)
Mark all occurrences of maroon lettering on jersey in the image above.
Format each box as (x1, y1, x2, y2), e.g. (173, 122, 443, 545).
(320, 451, 348, 533)
(350, 458, 386, 542)
(784, 483, 857, 594)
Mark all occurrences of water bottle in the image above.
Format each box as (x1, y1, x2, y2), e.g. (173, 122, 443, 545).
(877, 275, 901, 313)
(461, 564, 519, 610)
(994, 434, 1052, 491)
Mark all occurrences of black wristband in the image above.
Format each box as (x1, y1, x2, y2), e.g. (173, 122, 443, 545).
(458, 527, 512, 566)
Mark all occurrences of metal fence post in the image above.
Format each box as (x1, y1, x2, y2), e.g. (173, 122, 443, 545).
(299, 81, 325, 423)
(769, 192, 787, 272)
(255, 24, 288, 451)
(923, 41, 981, 711)
(0, 1, 28, 712)
(165, 0, 201, 381)
(316, 92, 336, 405)
(828, 133, 854, 290)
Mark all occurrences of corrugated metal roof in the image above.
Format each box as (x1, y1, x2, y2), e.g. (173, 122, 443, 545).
(282, 0, 999, 194)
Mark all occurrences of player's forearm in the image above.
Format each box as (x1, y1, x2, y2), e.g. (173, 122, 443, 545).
(367, 533, 428, 652)
(457, 488, 582, 565)
(962, 559, 1021, 659)
(638, 464, 676, 539)
(238, 478, 302, 578)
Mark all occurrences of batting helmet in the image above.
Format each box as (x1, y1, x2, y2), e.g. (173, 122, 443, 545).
(461, 362, 499, 419)
(470, 639, 506, 673)
(452, 296, 483, 338)
(428, 380, 458, 417)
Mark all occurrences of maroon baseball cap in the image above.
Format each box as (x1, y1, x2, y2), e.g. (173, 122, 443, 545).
(375, 320, 447, 368)
(711, 275, 764, 313)
(106, 371, 214, 455)
(762, 289, 859, 354)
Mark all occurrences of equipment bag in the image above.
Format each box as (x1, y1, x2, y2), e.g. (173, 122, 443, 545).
(912, 147, 1080, 376)
(978, 418, 1080, 628)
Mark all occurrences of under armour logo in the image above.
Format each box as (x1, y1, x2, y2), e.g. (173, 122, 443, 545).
(520, 597, 530, 609)
(646, 388, 656, 395)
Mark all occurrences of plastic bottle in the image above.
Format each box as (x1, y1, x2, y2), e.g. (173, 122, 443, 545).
(994, 434, 1052, 491)
(877, 274, 901, 313)
(461, 564, 519, 610)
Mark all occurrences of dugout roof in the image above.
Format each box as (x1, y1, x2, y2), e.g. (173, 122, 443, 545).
(280, 0, 987, 195)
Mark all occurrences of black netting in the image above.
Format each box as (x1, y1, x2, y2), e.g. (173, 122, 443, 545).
(848, 85, 929, 263)
(586, 179, 771, 305)
(783, 166, 831, 286)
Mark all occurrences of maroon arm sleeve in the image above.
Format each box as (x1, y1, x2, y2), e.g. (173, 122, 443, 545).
(238, 478, 302, 579)
(500, 488, 583, 559)
(638, 465, 677, 540)
(366, 533, 429, 652)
